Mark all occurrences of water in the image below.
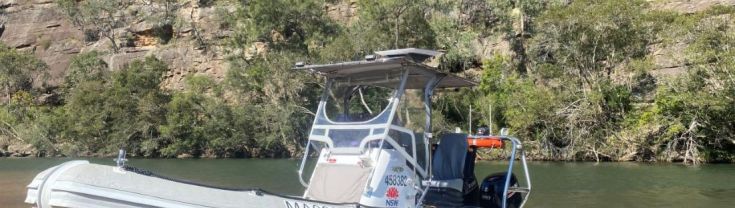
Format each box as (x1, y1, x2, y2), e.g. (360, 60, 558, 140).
(1, 158, 733, 207)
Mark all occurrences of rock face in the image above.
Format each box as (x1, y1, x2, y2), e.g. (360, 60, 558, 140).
(0, 0, 231, 90)
(0, 0, 361, 91)
(1, 0, 83, 86)
(1, 0, 733, 90)
(326, 0, 358, 25)
(648, 1, 735, 78)
(7, 143, 36, 157)
(652, 0, 735, 14)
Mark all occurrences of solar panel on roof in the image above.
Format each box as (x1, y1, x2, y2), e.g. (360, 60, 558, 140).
(293, 49, 476, 89)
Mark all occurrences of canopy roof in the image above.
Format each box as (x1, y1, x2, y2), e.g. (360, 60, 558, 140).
(294, 48, 476, 89)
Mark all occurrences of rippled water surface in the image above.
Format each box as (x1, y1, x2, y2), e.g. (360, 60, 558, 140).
(1, 158, 733, 207)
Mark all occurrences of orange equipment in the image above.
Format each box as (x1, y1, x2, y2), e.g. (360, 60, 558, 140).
(467, 136, 503, 148)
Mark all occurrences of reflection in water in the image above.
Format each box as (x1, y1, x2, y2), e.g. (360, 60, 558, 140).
(1, 159, 733, 208)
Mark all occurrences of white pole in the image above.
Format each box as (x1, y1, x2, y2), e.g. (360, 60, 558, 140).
(489, 104, 493, 135)
(469, 104, 472, 134)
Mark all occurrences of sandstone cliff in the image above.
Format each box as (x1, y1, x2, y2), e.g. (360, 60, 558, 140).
(0, 0, 230, 90)
(2, 0, 733, 91)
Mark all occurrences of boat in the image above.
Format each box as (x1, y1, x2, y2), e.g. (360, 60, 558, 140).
(25, 48, 531, 208)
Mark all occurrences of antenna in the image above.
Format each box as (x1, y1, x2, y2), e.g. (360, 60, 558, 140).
(489, 104, 493, 135)
(468, 104, 472, 134)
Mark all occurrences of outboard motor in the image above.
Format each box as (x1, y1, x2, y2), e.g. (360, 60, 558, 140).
(479, 172, 523, 208)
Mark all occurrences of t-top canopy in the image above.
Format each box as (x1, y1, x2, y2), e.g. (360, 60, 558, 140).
(294, 48, 476, 89)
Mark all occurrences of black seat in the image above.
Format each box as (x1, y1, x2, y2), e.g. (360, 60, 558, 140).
(423, 133, 480, 207)
(432, 133, 468, 180)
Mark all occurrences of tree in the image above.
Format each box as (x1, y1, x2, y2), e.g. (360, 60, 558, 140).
(652, 11, 735, 163)
(160, 75, 257, 158)
(352, 0, 435, 51)
(62, 55, 169, 155)
(105, 56, 170, 153)
(141, 0, 181, 44)
(63, 51, 108, 95)
(225, 0, 339, 56)
(225, 51, 317, 157)
(466, 0, 652, 161)
(220, 0, 344, 156)
(58, 0, 136, 52)
(530, 0, 650, 85)
(0, 43, 48, 104)
(429, 2, 481, 73)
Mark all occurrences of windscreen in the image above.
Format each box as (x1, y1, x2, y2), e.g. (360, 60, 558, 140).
(393, 92, 430, 171)
(304, 68, 430, 178)
(310, 77, 401, 149)
(324, 85, 392, 123)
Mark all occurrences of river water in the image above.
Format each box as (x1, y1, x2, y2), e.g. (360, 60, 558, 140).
(1, 158, 733, 207)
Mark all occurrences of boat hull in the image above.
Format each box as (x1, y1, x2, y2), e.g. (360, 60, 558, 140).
(25, 160, 357, 208)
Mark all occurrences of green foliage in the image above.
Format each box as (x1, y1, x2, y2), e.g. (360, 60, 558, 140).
(160, 72, 299, 158)
(3, 0, 733, 163)
(472, 0, 661, 161)
(159, 90, 206, 156)
(61, 56, 169, 155)
(317, 0, 444, 62)
(159, 75, 247, 157)
(14, 107, 67, 156)
(0, 43, 48, 104)
(353, 0, 435, 50)
(429, 13, 481, 72)
(477, 55, 557, 143)
(648, 11, 735, 162)
(57, 0, 136, 52)
(63, 51, 108, 95)
(224, 50, 317, 156)
(226, 0, 339, 55)
(531, 0, 651, 76)
(0, 46, 49, 153)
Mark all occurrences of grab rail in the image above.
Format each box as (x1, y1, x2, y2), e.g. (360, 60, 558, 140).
(297, 140, 312, 188)
(499, 136, 532, 208)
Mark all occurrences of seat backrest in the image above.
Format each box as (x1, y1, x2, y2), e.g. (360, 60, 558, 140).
(431, 133, 468, 180)
(305, 163, 373, 203)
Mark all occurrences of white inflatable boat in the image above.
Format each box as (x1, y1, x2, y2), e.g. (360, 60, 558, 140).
(26, 48, 531, 208)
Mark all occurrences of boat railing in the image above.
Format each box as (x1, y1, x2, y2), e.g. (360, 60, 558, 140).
(497, 135, 532, 208)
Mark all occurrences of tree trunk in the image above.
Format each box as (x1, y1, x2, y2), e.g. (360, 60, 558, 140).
(4, 84, 10, 104)
(394, 17, 399, 48)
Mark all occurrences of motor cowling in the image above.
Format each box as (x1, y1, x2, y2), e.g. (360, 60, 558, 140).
(479, 172, 523, 208)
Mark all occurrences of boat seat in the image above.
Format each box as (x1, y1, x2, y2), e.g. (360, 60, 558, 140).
(304, 162, 373, 203)
(431, 133, 468, 186)
(422, 133, 480, 207)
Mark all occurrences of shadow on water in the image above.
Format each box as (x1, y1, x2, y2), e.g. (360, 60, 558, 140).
(1, 158, 734, 208)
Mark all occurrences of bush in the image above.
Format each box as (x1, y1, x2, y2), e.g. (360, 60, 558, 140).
(63, 51, 108, 94)
(0, 43, 48, 104)
(62, 56, 169, 155)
